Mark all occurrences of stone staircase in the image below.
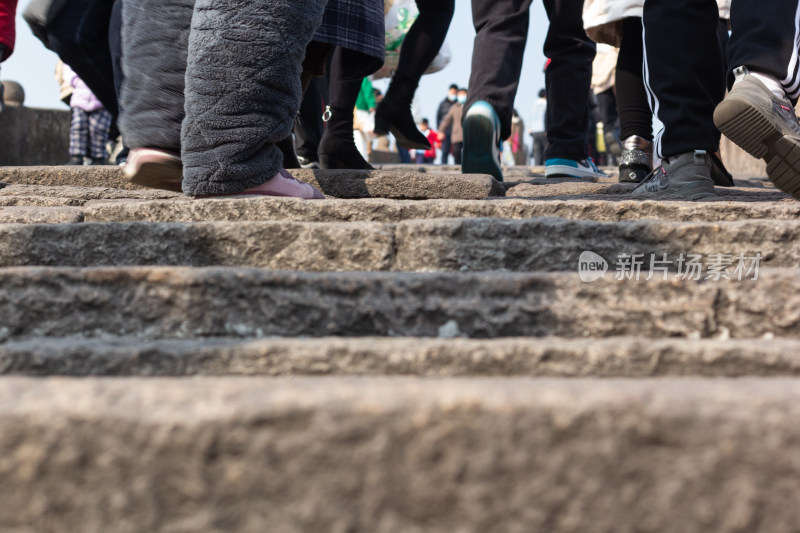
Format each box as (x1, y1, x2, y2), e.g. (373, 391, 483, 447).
(1, 164, 799, 532)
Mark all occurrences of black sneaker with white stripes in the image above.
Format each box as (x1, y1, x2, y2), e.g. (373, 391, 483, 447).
(714, 66, 800, 198)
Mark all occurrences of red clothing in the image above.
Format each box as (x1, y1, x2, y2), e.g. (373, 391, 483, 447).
(423, 129, 439, 159)
(0, 0, 18, 61)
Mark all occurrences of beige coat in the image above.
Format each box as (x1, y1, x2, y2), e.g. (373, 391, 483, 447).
(439, 103, 463, 143)
(583, 0, 731, 46)
(54, 60, 73, 104)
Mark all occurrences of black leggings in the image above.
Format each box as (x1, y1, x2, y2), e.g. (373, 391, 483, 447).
(615, 17, 652, 141)
(395, 0, 455, 82)
(615, 16, 731, 144)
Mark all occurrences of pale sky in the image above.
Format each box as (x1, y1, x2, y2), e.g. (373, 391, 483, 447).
(3, 2, 549, 130)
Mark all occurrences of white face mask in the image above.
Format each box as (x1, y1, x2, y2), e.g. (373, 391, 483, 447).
(457, 95, 467, 104)
(447, 93, 457, 101)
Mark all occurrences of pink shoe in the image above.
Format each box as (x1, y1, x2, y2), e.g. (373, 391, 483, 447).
(125, 147, 183, 192)
(197, 169, 325, 199)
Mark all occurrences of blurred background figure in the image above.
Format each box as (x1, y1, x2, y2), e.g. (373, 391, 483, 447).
(438, 86, 465, 164)
(0, 0, 18, 112)
(529, 88, 547, 165)
(23, 0, 128, 163)
(353, 77, 377, 163)
(61, 64, 112, 165)
(415, 118, 439, 163)
(436, 83, 458, 164)
(61, 62, 111, 165)
(509, 108, 527, 165)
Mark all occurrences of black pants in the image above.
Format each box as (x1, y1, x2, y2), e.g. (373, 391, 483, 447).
(452, 141, 463, 164)
(643, 0, 800, 158)
(467, 0, 595, 160)
(531, 131, 547, 165)
(439, 132, 452, 164)
(48, 0, 119, 117)
(294, 76, 327, 164)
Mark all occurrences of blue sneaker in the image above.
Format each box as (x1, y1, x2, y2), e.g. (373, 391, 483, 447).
(462, 100, 503, 181)
(545, 157, 607, 180)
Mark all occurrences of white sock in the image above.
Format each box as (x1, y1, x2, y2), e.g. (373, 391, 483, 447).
(746, 71, 786, 100)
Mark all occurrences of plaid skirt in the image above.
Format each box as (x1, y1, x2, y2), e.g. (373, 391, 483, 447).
(314, 0, 384, 62)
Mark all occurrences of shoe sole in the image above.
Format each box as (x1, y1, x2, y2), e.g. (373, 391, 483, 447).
(125, 151, 183, 193)
(545, 165, 605, 180)
(462, 112, 502, 182)
(714, 97, 800, 198)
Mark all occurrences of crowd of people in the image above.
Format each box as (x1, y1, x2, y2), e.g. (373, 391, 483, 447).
(0, 0, 799, 201)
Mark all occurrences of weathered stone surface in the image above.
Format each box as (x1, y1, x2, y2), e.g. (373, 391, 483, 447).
(3, 376, 800, 532)
(394, 217, 800, 271)
(4, 336, 800, 377)
(291, 169, 506, 199)
(0, 165, 131, 189)
(0, 267, 797, 340)
(2, 218, 797, 270)
(84, 195, 800, 224)
(0, 206, 83, 224)
(0, 222, 394, 270)
(0, 167, 505, 199)
(0, 108, 71, 166)
(0, 184, 181, 205)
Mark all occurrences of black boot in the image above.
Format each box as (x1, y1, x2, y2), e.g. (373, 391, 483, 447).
(66, 155, 85, 165)
(318, 105, 373, 170)
(277, 135, 301, 169)
(374, 71, 430, 151)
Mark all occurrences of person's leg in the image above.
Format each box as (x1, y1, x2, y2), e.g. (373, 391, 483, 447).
(532, 132, 546, 165)
(643, 0, 722, 158)
(375, 0, 454, 149)
(317, 47, 373, 169)
(540, 0, 604, 179)
(68, 107, 89, 164)
(48, 0, 118, 117)
(615, 16, 653, 183)
(464, 0, 531, 140)
(717, 17, 729, 88)
(452, 142, 463, 164)
(461, 0, 532, 180)
(108, 0, 128, 164)
(439, 133, 452, 164)
(118, 0, 194, 190)
(88, 109, 113, 163)
(120, 0, 194, 152)
(631, 0, 720, 199)
(181, 0, 327, 196)
(294, 75, 327, 167)
(714, 0, 800, 197)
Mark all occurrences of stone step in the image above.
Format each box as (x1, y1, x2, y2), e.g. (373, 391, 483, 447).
(2, 376, 800, 532)
(0, 206, 83, 224)
(0, 267, 795, 340)
(0, 183, 181, 205)
(3, 336, 800, 377)
(0, 218, 797, 270)
(0, 166, 505, 199)
(83, 195, 800, 224)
